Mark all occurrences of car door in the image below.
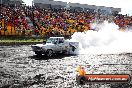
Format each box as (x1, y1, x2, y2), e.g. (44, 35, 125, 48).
(57, 38, 65, 52)
(53, 38, 60, 52)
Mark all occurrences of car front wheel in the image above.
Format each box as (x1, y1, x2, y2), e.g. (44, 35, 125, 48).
(46, 49, 53, 57)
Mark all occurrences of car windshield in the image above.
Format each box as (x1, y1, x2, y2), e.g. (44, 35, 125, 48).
(46, 38, 57, 44)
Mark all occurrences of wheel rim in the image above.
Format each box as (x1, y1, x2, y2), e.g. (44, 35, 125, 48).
(47, 50, 53, 57)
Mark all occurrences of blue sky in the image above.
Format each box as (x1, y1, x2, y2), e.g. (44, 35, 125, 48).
(22, 0, 132, 16)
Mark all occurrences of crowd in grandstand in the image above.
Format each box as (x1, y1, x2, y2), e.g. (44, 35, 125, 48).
(0, 4, 132, 37)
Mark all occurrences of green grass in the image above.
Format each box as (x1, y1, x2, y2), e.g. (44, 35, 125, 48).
(0, 36, 44, 43)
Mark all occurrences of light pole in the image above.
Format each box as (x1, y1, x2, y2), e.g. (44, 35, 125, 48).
(1, 0, 2, 7)
(0, 0, 2, 20)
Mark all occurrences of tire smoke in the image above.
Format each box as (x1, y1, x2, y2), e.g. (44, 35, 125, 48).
(71, 21, 132, 54)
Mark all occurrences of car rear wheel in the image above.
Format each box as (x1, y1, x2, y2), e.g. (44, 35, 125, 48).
(46, 49, 53, 57)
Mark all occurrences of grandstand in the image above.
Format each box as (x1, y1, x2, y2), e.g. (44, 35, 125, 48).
(0, 0, 132, 37)
(33, 0, 121, 15)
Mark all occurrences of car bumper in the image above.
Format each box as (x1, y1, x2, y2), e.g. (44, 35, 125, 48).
(31, 46, 46, 53)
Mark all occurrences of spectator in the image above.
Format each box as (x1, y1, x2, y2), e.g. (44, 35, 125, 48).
(0, 4, 132, 37)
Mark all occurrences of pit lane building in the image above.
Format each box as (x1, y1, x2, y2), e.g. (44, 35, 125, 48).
(33, 0, 121, 15)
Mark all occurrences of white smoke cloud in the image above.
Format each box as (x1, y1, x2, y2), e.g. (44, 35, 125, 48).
(71, 21, 132, 54)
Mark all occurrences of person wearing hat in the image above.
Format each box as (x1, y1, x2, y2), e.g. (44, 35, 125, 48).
(76, 65, 86, 76)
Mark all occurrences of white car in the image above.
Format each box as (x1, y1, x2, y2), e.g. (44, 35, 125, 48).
(31, 37, 79, 57)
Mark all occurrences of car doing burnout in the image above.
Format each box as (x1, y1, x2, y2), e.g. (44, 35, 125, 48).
(31, 37, 79, 57)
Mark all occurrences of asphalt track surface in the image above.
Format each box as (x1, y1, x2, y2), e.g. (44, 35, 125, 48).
(0, 45, 132, 88)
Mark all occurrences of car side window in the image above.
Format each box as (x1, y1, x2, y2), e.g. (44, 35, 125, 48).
(54, 38, 58, 44)
(59, 38, 64, 43)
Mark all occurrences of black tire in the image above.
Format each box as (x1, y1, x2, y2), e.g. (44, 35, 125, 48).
(77, 76, 86, 85)
(46, 49, 53, 57)
(35, 51, 42, 56)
